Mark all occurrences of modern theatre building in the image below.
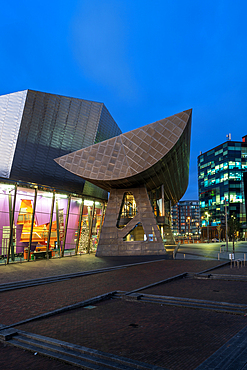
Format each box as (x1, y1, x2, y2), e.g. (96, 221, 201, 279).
(0, 90, 121, 263)
(56, 108, 192, 256)
(0, 89, 192, 262)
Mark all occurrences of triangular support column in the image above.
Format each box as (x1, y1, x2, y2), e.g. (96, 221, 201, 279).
(96, 186, 166, 256)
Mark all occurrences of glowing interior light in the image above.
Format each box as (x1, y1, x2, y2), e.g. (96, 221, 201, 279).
(43, 192, 54, 198)
(84, 200, 94, 206)
(55, 194, 68, 199)
(0, 184, 16, 192)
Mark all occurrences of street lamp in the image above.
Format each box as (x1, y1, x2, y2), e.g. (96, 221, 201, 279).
(225, 198, 228, 252)
(196, 222, 200, 241)
(205, 212, 210, 243)
(186, 216, 191, 244)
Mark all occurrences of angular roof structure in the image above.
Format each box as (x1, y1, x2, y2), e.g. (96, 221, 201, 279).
(55, 109, 192, 204)
(0, 90, 121, 198)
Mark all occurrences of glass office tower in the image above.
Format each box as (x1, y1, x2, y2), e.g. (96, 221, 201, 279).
(171, 201, 200, 242)
(198, 136, 247, 240)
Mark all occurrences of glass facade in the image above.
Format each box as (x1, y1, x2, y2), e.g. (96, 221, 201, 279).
(171, 201, 200, 242)
(0, 179, 106, 264)
(115, 188, 173, 243)
(198, 139, 247, 239)
(148, 186, 174, 244)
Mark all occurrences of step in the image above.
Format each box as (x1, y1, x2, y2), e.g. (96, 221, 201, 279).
(0, 266, 123, 292)
(119, 292, 247, 315)
(0, 329, 165, 370)
(141, 298, 245, 315)
(195, 273, 247, 282)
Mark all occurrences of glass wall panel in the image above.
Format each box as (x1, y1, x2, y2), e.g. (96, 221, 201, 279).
(33, 190, 54, 259)
(91, 201, 104, 252)
(0, 180, 107, 263)
(52, 194, 68, 256)
(15, 186, 35, 261)
(0, 184, 15, 263)
(117, 193, 137, 229)
(66, 197, 82, 254)
(78, 200, 94, 254)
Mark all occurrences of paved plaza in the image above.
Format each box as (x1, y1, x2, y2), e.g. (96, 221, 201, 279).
(0, 244, 247, 369)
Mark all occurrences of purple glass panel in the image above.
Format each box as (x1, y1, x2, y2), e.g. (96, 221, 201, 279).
(65, 197, 81, 250)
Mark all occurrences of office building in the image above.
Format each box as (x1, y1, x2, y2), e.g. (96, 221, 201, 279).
(198, 136, 247, 240)
(171, 200, 200, 242)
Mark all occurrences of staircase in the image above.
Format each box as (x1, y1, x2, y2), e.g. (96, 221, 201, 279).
(0, 329, 165, 370)
(116, 292, 247, 315)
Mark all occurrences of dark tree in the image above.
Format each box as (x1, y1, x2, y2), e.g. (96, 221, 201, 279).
(227, 213, 240, 254)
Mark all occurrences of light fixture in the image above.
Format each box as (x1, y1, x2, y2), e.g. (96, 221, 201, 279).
(0, 184, 15, 192)
(42, 192, 54, 198)
(55, 194, 68, 199)
(84, 200, 94, 206)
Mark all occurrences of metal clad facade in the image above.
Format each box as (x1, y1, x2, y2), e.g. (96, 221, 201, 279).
(83, 104, 122, 198)
(95, 104, 122, 144)
(55, 109, 191, 204)
(7, 90, 120, 198)
(0, 90, 27, 178)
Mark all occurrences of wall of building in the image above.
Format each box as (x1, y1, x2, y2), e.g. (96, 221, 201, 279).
(171, 200, 200, 241)
(0, 90, 122, 199)
(0, 179, 105, 264)
(198, 139, 247, 239)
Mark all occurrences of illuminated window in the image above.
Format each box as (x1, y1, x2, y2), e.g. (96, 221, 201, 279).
(229, 172, 241, 181)
(215, 149, 223, 156)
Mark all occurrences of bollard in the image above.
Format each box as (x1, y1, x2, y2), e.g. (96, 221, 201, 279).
(184, 254, 185, 259)
(220, 247, 221, 253)
(244, 254, 246, 267)
(218, 253, 220, 260)
(230, 255, 232, 268)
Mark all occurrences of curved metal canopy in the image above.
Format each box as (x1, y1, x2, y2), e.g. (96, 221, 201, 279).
(55, 109, 192, 203)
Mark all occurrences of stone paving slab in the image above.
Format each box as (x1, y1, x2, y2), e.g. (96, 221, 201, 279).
(141, 278, 247, 305)
(0, 260, 222, 326)
(195, 325, 247, 369)
(0, 254, 169, 285)
(0, 341, 76, 370)
(14, 298, 247, 370)
(211, 264, 247, 275)
(0, 259, 229, 369)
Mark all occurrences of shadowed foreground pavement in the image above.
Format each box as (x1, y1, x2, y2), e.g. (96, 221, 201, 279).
(0, 252, 247, 369)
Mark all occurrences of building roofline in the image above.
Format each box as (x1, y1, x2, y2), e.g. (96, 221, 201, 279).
(198, 140, 246, 158)
(0, 89, 105, 106)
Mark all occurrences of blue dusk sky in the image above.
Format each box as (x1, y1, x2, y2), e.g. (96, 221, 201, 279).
(1, 0, 247, 200)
